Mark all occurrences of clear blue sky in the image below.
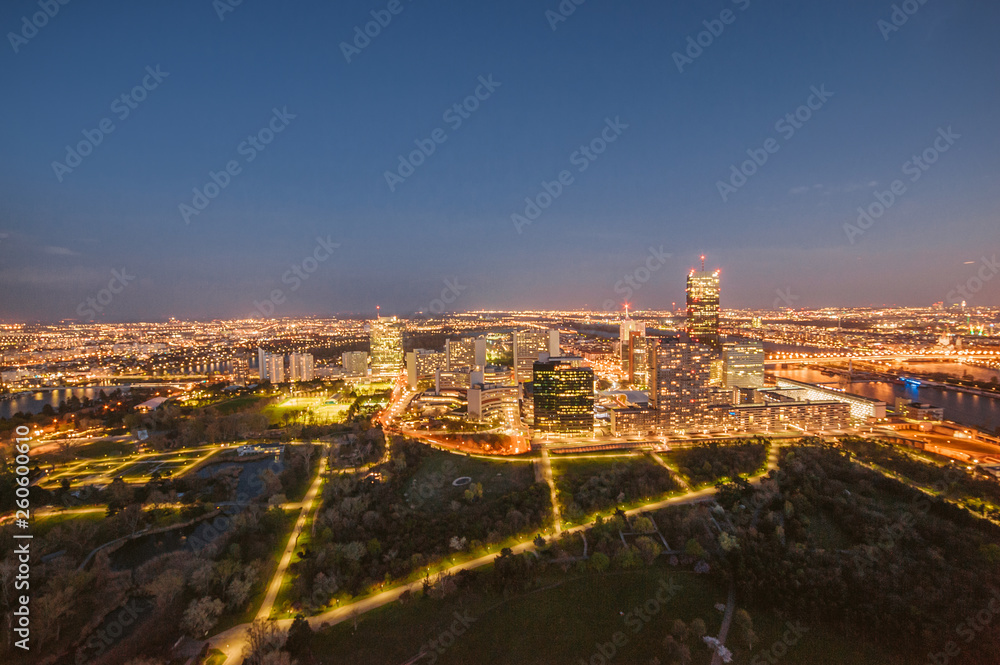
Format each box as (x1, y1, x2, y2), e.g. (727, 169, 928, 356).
(1, 0, 998, 321)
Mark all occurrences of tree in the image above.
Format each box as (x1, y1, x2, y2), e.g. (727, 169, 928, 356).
(689, 618, 707, 639)
(685, 538, 706, 559)
(734, 608, 756, 650)
(286, 614, 314, 656)
(590, 552, 610, 572)
(180, 596, 224, 637)
(244, 618, 288, 665)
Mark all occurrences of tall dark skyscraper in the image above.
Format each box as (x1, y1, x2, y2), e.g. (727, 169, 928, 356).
(686, 256, 721, 349)
(532, 356, 594, 434)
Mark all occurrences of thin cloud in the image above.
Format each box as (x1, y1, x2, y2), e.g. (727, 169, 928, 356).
(42, 245, 80, 256)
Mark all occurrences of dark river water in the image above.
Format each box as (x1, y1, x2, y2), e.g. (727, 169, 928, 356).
(0, 386, 130, 419)
(772, 367, 1000, 432)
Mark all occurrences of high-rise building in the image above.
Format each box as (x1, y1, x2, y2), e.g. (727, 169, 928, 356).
(342, 351, 369, 377)
(513, 329, 560, 383)
(722, 339, 765, 389)
(406, 348, 447, 388)
(446, 337, 487, 371)
(532, 355, 594, 434)
(468, 383, 520, 427)
(266, 354, 285, 384)
(618, 312, 646, 384)
(686, 256, 721, 348)
(288, 352, 315, 382)
(257, 348, 269, 381)
(370, 316, 404, 380)
(628, 330, 648, 388)
(647, 337, 716, 432)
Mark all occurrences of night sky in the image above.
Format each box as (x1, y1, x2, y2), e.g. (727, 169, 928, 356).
(1, 0, 998, 321)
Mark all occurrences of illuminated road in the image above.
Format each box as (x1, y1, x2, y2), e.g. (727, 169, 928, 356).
(206, 443, 784, 664)
(539, 449, 561, 535)
(255, 452, 327, 622)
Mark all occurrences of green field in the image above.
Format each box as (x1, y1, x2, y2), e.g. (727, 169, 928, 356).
(213, 394, 270, 414)
(310, 565, 902, 665)
(404, 449, 535, 511)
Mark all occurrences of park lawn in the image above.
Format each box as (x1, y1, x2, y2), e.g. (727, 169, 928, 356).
(311, 564, 907, 665)
(311, 568, 724, 665)
(213, 394, 270, 415)
(663, 442, 769, 490)
(403, 449, 535, 512)
(262, 403, 304, 425)
(744, 608, 910, 665)
(31, 510, 106, 537)
(38, 437, 137, 462)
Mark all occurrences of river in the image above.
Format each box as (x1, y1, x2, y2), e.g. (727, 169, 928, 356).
(0, 386, 131, 419)
(771, 367, 1000, 432)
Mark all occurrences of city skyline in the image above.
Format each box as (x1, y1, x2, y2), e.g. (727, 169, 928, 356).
(2, 0, 1000, 321)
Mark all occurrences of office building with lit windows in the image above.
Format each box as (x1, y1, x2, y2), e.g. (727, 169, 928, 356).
(532, 355, 594, 434)
(369, 316, 404, 380)
(686, 258, 721, 348)
(266, 354, 285, 384)
(647, 337, 719, 432)
(342, 351, 368, 377)
(288, 352, 315, 382)
(446, 336, 487, 371)
(513, 329, 560, 383)
(406, 348, 447, 388)
(722, 339, 765, 389)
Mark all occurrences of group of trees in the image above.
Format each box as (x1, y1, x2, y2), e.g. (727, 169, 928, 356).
(287, 438, 550, 610)
(840, 436, 1000, 517)
(670, 439, 768, 487)
(560, 456, 679, 520)
(708, 444, 1000, 662)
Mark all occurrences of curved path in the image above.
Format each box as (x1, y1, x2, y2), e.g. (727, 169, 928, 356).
(207, 440, 783, 664)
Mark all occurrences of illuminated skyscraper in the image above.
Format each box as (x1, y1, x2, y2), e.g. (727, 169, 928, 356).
(406, 348, 446, 388)
(647, 337, 717, 432)
(619, 307, 645, 376)
(722, 339, 765, 389)
(532, 356, 594, 434)
(686, 256, 720, 348)
(288, 352, 315, 382)
(513, 329, 560, 383)
(446, 336, 487, 371)
(342, 351, 368, 377)
(369, 316, 404, 380)
(266, 354, 285, 384)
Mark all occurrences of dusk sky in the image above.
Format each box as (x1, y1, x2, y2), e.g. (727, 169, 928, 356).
(1, 0, 998, 321)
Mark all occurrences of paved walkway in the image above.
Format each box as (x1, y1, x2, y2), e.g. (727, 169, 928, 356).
(207, 430, 785, 664)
